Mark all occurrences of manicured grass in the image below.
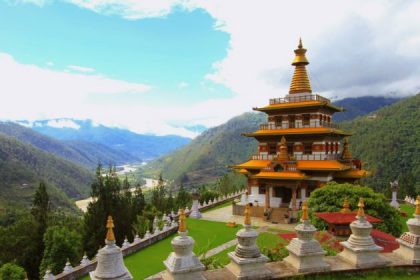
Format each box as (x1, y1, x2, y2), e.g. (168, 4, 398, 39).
(80, 218, 241, 280)
(202, 200, 233, 212)
(400, 203, 415, 232)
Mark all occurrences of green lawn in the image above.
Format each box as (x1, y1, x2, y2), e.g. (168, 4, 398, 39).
(80, 218, 241, 280)
(400, 203, 415, 232)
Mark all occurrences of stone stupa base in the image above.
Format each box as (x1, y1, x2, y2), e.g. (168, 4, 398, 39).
(90, 271, 133, 280)
(226, 252, 272, 280)
(163, 249, 205, 280)
(284, 239, 330, 273)
(338, 242, 390, 268)
(189, 211, 202, 219)
(162, 270, 205, 280)
(395, 238, 420, 264)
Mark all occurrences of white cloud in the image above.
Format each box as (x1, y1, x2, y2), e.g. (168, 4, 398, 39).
(10, 0, 47, 6)
(177, 81, 189, 89)
(47, 119, 81, 129)
(67, 65, 96, 73)
(3, 0, 420, 138)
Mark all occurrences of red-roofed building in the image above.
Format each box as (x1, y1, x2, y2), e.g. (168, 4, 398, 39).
(315, 211, 381, 236)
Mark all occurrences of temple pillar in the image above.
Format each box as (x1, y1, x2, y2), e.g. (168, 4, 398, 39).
(265, 186, 271, 208)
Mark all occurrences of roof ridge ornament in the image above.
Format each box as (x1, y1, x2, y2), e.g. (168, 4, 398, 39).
(289, 38, 312, 94)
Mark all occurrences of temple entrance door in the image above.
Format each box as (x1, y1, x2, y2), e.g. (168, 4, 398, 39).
(282, 188, 292, 204)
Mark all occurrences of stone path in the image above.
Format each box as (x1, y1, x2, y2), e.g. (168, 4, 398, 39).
(201, 204, 297, 232)
(200, 238, 238, 258)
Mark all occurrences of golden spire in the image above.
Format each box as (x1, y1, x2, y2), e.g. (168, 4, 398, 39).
(178, 208, 187, 232)
(415, 195, 420, 215)
(341, 138, 353, 161)
(340, 197, 351, 213)
(277, 136, 289, 161)
(106, 215, 115, 242)
(244, 203, 251, 225)
(357, 198, 365, 218)
(301, 200, 309, 221)
(289, 38, 312, 94)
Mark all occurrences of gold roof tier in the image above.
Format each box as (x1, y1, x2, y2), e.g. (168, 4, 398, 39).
(290, 38, 312, 94)
(252, 171, 307, 180)
(243, 127, 351, 137)
(297, 160, 350, 171)
(334, 169, 369, 179)
(232, 159, 271, 170)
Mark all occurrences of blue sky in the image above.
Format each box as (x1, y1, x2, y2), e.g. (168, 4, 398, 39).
(0, 0, 419, 137)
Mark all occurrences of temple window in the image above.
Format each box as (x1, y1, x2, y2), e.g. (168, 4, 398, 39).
(304, 143, 312, 154)
(259, 186, 266, 194)
(268, 143, 277, 154)
(303, 114, 310, 126)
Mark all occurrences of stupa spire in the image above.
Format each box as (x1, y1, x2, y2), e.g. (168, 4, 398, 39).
(357, 198, 365, 219)
(244, 203, 251, 225)
(277, 136, 289, 161)
(416, 195, 420, 215)
(289, 38, 312, 94)
(106, 215, 115, 242)
(340, 197, 351, 213)
(301, 200, 309, 221)
(178, 208, 187, 232)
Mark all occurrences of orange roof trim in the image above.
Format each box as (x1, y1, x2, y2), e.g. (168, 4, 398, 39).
(243, 127, 351, 137)
(232, 159, 271, 170)
(252, 171, 307, 180)
(334, 169, 369, 178)
(297, 160, 350, 171)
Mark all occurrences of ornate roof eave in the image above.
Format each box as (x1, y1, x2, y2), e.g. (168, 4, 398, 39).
(242, 129, 352, 137)
(252, 102, 344, 113)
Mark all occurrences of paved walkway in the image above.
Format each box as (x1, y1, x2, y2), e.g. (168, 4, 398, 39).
(201, 204, 297, 232)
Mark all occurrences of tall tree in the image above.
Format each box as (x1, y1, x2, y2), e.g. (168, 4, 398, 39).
(175, 184, 190, 210)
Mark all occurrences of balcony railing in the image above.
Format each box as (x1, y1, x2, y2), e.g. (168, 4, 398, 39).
(259, 121, 339, 130)
(269, 94, 330, 105)
(251, 153, 341, 161)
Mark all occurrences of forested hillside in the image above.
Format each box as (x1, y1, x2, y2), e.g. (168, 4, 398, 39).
(0, 133, 93, 209)
(0, 122, 137, 168)
(333, 96, 400, 122)
(142, 113, 265, 185)
(341, 94, 420, 195)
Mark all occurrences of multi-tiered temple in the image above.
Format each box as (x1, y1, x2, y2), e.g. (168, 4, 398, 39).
(233, 39, 368, 223)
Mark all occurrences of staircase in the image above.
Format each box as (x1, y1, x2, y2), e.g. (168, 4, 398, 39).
(269, 208, 290, 223)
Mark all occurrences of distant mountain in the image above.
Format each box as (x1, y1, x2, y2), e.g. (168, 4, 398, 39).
(333, 96, 400, 122)
(143, 95, 413, 188)
(0, 122, 137, 169)
(20, 119, 191, 161)
(0, 133, 93, 209)
(340, 94, 420, 195)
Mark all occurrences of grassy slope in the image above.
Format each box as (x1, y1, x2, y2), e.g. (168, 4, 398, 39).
(400, 204, 415, 232)
(123, 218, 240, 279)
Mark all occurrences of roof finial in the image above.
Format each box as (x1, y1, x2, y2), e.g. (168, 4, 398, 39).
(178, 208, 187, 232)
(415, 195, 420, 216)
(357, 198, 365, 218)
(106, 215, 115, 242)
(244, 203, 251, 225)
(341, 197, 351, 213)
(301, 200, 309, 221)
(289, 38, 312, 94)
(278, 136, 289, 161)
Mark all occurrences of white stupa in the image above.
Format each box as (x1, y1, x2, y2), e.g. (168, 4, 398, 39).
(338, 198, 390, 268)
(395, 195, 420, 264)
(163, 209, 205, 280)
(284, 200, 330, 272)
(226, 203, 272, 279)
(90, 216, 133, 280)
